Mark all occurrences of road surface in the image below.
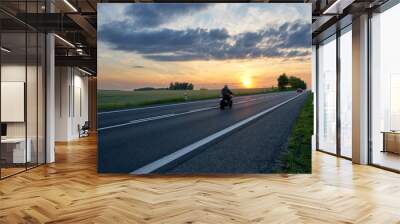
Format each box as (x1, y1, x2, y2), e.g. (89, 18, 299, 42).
(98, 91, 308, 173)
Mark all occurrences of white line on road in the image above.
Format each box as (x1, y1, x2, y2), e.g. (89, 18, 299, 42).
(98, 99, 219, 115)
(97, 98, 260, 131)
(98, 92, 286, 115)
(130, 92, 305, 174)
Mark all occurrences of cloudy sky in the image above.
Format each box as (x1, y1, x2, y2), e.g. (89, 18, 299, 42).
(98, 3, 311, 90)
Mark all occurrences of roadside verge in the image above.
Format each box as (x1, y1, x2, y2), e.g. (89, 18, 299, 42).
(275, 92, 313, 173)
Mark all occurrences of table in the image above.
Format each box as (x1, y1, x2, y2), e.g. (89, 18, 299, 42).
(382, 131, 400, 154)
(1, 138, 31, 163)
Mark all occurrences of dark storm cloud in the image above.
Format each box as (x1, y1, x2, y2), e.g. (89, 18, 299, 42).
(124, 3, 211, 27)
(270, 22, 310, 49)
(99, 21, 311, 61)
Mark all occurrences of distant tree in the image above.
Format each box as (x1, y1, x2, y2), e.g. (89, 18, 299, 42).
(134, 87, 155, 91)
(288, 76, 307, 89)
(168, 82, 194, 90)
(277, 73, 289, 90)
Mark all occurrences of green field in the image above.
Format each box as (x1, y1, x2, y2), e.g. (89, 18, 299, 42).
(98, 88, 282, 111)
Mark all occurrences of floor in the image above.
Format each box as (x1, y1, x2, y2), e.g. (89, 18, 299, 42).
(372, 150, 400, 171)
(1, 163, 45, 179)
(0, 135, 400, 223)
(0, 167, 25, 178)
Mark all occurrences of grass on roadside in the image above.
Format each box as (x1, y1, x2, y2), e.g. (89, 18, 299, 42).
(98, 88, 287, 111)
(277, 92, 313, 173)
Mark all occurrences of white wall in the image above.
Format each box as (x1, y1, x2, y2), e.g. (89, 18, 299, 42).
(1, 82, 25, 122)
(1, 63, 46, 164)
(1, 65, 26, 138)
(1, 65, 41, 138)
(55, 67, 89, 141)
(55, 67, 70, 141)
(72, 73, 89, 138)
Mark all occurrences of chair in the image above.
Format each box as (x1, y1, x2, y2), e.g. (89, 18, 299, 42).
(78, 121, 90, 138)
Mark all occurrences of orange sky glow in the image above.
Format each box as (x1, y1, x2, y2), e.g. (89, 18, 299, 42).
(98, 55, 311, 90)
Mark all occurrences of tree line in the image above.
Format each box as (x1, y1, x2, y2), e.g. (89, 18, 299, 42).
(135, 75, 305, 92)
(134, 82, 194, 91)
(168, 82, 194, 90)
(277, 73, 306, 90)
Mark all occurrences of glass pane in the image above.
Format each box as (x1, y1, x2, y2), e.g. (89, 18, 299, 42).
(371, 4, 400, 171)
(340, 28, 352, 158)
(38, 33, 45, 165)
(0, 1, 46, 178)
(27, 31, 38, 169)
(1, 30, 27, 177)
(318, 36, 337, 154)
(312, 45, 317, 151)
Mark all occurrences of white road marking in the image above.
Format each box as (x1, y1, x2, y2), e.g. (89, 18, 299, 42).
(130, 92, 305, 174)
(98, 92, 285, 115)
(98, 99, 219, 115)
(97, 98, 261, 131)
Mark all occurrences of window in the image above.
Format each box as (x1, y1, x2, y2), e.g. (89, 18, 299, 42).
(370, 3, 400, 171)
(339, 26, 352, 158)
(317, 35, 337, 154)
(0, 2, 46, 179)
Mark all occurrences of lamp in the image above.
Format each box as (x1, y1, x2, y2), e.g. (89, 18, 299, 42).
(78, 67, 94, 76)
(63, 0, 78, 12)
(1, 47, 11, 53)
(54, 34, 75, 48)
(323, 0, 355, 15)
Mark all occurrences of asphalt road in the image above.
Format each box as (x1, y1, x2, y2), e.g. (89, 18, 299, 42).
(167, 93, 308, 174)
(97, 91, 307, 173)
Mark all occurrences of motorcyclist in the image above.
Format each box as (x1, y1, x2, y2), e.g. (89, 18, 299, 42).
(221, 84, 233, 100)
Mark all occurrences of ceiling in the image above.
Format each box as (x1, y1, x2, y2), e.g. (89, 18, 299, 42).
(0, 0, 97, 74)
(311, 0, 390, 43)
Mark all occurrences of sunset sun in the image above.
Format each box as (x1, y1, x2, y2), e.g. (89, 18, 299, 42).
(241, 77, 252, 88)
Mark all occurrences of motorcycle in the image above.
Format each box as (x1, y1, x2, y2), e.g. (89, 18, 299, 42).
(220, 95, 233, 110)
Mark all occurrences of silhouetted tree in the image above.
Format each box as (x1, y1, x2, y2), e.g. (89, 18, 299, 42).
(277, 73, 289, 90)
(134, 87, 155, 91)
(168, 82, 194, 90)
(288, 76, 307, 89)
